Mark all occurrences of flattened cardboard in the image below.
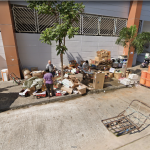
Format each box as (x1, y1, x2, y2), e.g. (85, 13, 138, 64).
(61, 86, 73, 94)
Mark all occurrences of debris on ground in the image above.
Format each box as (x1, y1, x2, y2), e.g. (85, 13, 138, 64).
(4, 49, 146, 99)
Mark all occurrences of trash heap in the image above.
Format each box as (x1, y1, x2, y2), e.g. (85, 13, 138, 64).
(17, 49, 139, 98)
(89, 49, 113, 70)
(119, 74, 139, 86)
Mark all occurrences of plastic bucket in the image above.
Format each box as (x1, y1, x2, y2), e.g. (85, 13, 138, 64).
(140, 78, 146, 85)
(145, 79, 150, 87)
(147, 72, 150, 80)
(1, 69, 8, 81)
(141, 71, 147, 78)
(148, 66, 150, 73)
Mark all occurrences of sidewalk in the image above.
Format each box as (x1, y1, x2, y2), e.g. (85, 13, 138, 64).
(0, 78, 126, 112)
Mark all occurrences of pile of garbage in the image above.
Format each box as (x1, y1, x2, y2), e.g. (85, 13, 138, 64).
(119, 74, 139, 86)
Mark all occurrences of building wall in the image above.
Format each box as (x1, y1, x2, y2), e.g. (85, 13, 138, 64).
(137, 21, 150, 63)
(0, 32, 7, 78)
(10, 1, 130, 18)
(140, 2, 150, 21)
(16, 33, 124, 70)
(12, 1, 130, 70)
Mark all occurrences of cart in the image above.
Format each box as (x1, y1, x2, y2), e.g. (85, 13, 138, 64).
(10, 72, 22, 85)
(102, 100, 150, 136)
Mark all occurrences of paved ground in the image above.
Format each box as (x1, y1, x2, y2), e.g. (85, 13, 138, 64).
(0, 77, 124, 111)
(0, 85, 150, 150)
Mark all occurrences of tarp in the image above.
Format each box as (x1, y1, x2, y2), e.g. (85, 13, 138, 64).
(22, 77, 43, 90)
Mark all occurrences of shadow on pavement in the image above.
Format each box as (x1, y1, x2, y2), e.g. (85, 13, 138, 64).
(0, 85, 18, 92)
(0, 93, 18, 111)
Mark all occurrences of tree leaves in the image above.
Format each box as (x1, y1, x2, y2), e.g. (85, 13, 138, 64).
(133, 32, 150, 54)
(27, 1, 85, 55)
(115, 25, 137, 48)
(116, 24, 150, 55)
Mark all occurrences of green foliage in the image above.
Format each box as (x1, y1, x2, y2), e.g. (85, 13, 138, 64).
(115, 25, 137, 48)
(27, 1, 85, 55)
(133, 32, 150, 54)
(116, 25, 150, 55)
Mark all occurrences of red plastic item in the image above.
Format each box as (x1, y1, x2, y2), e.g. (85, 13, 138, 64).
(55, 93, 62, 96)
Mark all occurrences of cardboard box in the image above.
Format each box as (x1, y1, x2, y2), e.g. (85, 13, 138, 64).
(69, 75, 76, 79)
(75, 73, 83, 82)
(89, 59, 95, 65)
(114, 72, 123, 79)
(77, 84, 87, 94)
(95, 56, 102, 61)
(105, 71, 114, 78)
(93, 72, 105, 89)
(32, 71, 43, 78)
(61, 86, 73, 94)
(108, 51, 111, 57)
(104, 56, 108, 61)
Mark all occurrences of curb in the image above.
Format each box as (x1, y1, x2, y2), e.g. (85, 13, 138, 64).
(1, 84, 127, 112)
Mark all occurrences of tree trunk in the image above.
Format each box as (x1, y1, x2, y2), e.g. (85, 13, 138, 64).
(124, 45, 131, 77)
(60, 53, 63, 81)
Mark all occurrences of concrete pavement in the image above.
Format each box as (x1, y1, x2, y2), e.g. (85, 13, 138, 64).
(0, 85, 150, 150)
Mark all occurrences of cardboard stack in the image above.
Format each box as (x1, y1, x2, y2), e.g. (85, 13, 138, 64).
(92, 50, 112, 71)
(95, 50, 111, 62)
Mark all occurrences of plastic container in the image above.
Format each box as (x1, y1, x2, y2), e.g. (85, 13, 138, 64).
(141, 71, 147, 78)
(147, 72, 150, 80)
(128, 74, 139, 80)
(1, 69, 8, 81)
(145, 79, 150, 87)
(140, 78, 146, 85)
(148, 65, 150, 73)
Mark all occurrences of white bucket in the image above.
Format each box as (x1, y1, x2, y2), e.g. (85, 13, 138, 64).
(1, 69, 8, 81)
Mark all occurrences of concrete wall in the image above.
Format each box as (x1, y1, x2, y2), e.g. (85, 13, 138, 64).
(10, 1, 130, 18)
(140, 2, 150, 21)
(16, 33, 124, 70)
(0, 32, 7, 78)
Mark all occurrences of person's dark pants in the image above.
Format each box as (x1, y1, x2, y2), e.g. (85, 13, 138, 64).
(46, 84, 53, 97)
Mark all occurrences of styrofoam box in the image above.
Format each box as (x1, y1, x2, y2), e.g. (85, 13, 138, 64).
(120, 78, 131, 85)
(128, 74, 139, 80)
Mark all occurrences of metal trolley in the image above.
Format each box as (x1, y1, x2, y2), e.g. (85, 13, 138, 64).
(102, 100, 150, 136)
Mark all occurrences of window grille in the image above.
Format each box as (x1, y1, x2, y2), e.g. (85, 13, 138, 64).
(37, 13, 58, 32)
(61, 14, 81, 34)
(12, 5, 129, 36)
(138, 20, 142, 33)
(12, 6, 37, 33)
(82, 14, 99, 35)
(99, 17, 115, 36)
(116, 18, 127, 36)
(72, 14, 81, 34)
